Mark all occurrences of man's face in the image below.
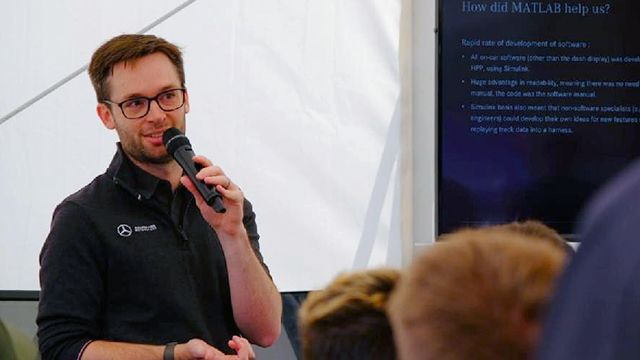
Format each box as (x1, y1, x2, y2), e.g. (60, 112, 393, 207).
(97, 52, 189, 165)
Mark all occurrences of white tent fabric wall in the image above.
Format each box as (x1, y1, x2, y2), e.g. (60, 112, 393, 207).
(0, 0, 402, 292)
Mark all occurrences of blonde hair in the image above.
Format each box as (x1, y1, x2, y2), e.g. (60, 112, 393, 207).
(299, 268, 400, 360)
(440, 220, 569, 252)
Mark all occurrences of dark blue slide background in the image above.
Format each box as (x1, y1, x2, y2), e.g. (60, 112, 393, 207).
(438, 1, 640, 235)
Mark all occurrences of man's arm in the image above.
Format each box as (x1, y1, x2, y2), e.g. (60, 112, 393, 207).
(38, 202, 106, 360)
(217, 218, 282, 346)
(82, 338, 249, 360)
(181, 156, 282, 346)
(80, 341, 162, 360)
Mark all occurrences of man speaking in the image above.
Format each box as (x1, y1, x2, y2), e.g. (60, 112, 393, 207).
(36, 34, 281, 360)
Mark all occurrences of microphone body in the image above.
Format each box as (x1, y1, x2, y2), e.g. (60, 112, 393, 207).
(163, 128, 226, 213)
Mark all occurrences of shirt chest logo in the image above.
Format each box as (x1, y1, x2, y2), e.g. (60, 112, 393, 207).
(117, 223, 158, 237)
(117, 224, 132, 237)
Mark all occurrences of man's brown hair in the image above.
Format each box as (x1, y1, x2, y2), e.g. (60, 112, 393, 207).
(88, 34, 185, 101)
(298, 268, 400, 360)
(388, 226, 567, 360)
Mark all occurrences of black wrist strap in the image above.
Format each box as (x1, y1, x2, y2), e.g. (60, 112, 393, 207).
(163, 342, 178, 360)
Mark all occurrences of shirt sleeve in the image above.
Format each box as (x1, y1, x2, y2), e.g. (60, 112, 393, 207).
(242, 199, 271, 277)
(37, 201, 106, 360)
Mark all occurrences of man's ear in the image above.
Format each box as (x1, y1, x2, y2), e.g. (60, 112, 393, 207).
(97, 103, 116, 129)
(183, 89, 190, 114)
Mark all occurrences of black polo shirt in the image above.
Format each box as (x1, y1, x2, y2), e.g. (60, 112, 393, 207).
(37, 144, 268, 360)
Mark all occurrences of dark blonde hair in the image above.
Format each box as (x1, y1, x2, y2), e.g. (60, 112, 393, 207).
(388, 227, 567, 360)
(298, 268, 400, 360)
(88, 34, 185, 101)
(441, 220, 571, 253)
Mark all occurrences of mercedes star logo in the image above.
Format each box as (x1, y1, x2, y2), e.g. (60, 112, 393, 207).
(117, 224, 133, 237)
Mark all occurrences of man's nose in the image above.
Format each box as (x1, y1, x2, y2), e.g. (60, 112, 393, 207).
(145, 99, 166, 121)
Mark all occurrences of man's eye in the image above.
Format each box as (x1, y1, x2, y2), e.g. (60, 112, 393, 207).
(123, 99, 146, 109)
(160, 91, 177, 101)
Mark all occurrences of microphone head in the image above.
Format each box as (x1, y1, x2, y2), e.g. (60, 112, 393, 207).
(163, 127, 190, 156)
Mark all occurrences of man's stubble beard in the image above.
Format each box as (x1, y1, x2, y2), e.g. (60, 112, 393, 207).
(132, 147, 173, 165)
(121, 139, 174, 165)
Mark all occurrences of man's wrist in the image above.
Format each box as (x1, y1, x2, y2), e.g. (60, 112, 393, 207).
(163, 342, 178, 360)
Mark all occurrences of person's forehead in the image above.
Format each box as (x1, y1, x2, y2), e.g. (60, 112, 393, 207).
(108, 52, 181, 97)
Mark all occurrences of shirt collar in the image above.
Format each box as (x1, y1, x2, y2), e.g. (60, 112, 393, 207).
(106, 143, 171, 201)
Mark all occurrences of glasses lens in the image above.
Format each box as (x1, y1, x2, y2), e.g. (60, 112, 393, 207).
(157, 89, 184, 111)
(122, 98, 149, 119)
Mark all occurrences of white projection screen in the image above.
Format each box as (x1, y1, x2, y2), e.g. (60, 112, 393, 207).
(0, 0, 403, 294)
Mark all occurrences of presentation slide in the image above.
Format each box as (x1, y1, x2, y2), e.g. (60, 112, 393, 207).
(439, 1, 640, 235)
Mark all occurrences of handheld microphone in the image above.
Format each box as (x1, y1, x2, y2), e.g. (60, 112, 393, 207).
(162, 128, 226, 213)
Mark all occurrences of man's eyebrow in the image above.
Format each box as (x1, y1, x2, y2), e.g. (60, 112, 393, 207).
(117, 85, 181, 101)
(117, 92, 145, 101)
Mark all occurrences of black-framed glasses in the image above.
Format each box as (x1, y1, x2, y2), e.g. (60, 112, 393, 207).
(102, 88, 186, 119)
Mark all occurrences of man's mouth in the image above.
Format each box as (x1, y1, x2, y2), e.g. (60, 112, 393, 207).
(144, 131, 165, 146)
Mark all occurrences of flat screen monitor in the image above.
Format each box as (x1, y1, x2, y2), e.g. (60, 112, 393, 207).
(438, 1, 640, 237)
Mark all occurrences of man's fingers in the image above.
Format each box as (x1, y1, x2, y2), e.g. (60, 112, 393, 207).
(229, 336, 255, 360)
(189, 156, 236, 192)
(192, 155, 212, 167)
(195, 165, 224, 180)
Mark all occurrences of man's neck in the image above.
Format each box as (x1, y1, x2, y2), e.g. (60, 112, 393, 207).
(127, 154, 183, 191)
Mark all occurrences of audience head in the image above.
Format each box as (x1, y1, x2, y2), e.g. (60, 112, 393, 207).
(489, 220, 573, 254)
(388, 222, 567, 360)
(298, 268, 400, 360)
